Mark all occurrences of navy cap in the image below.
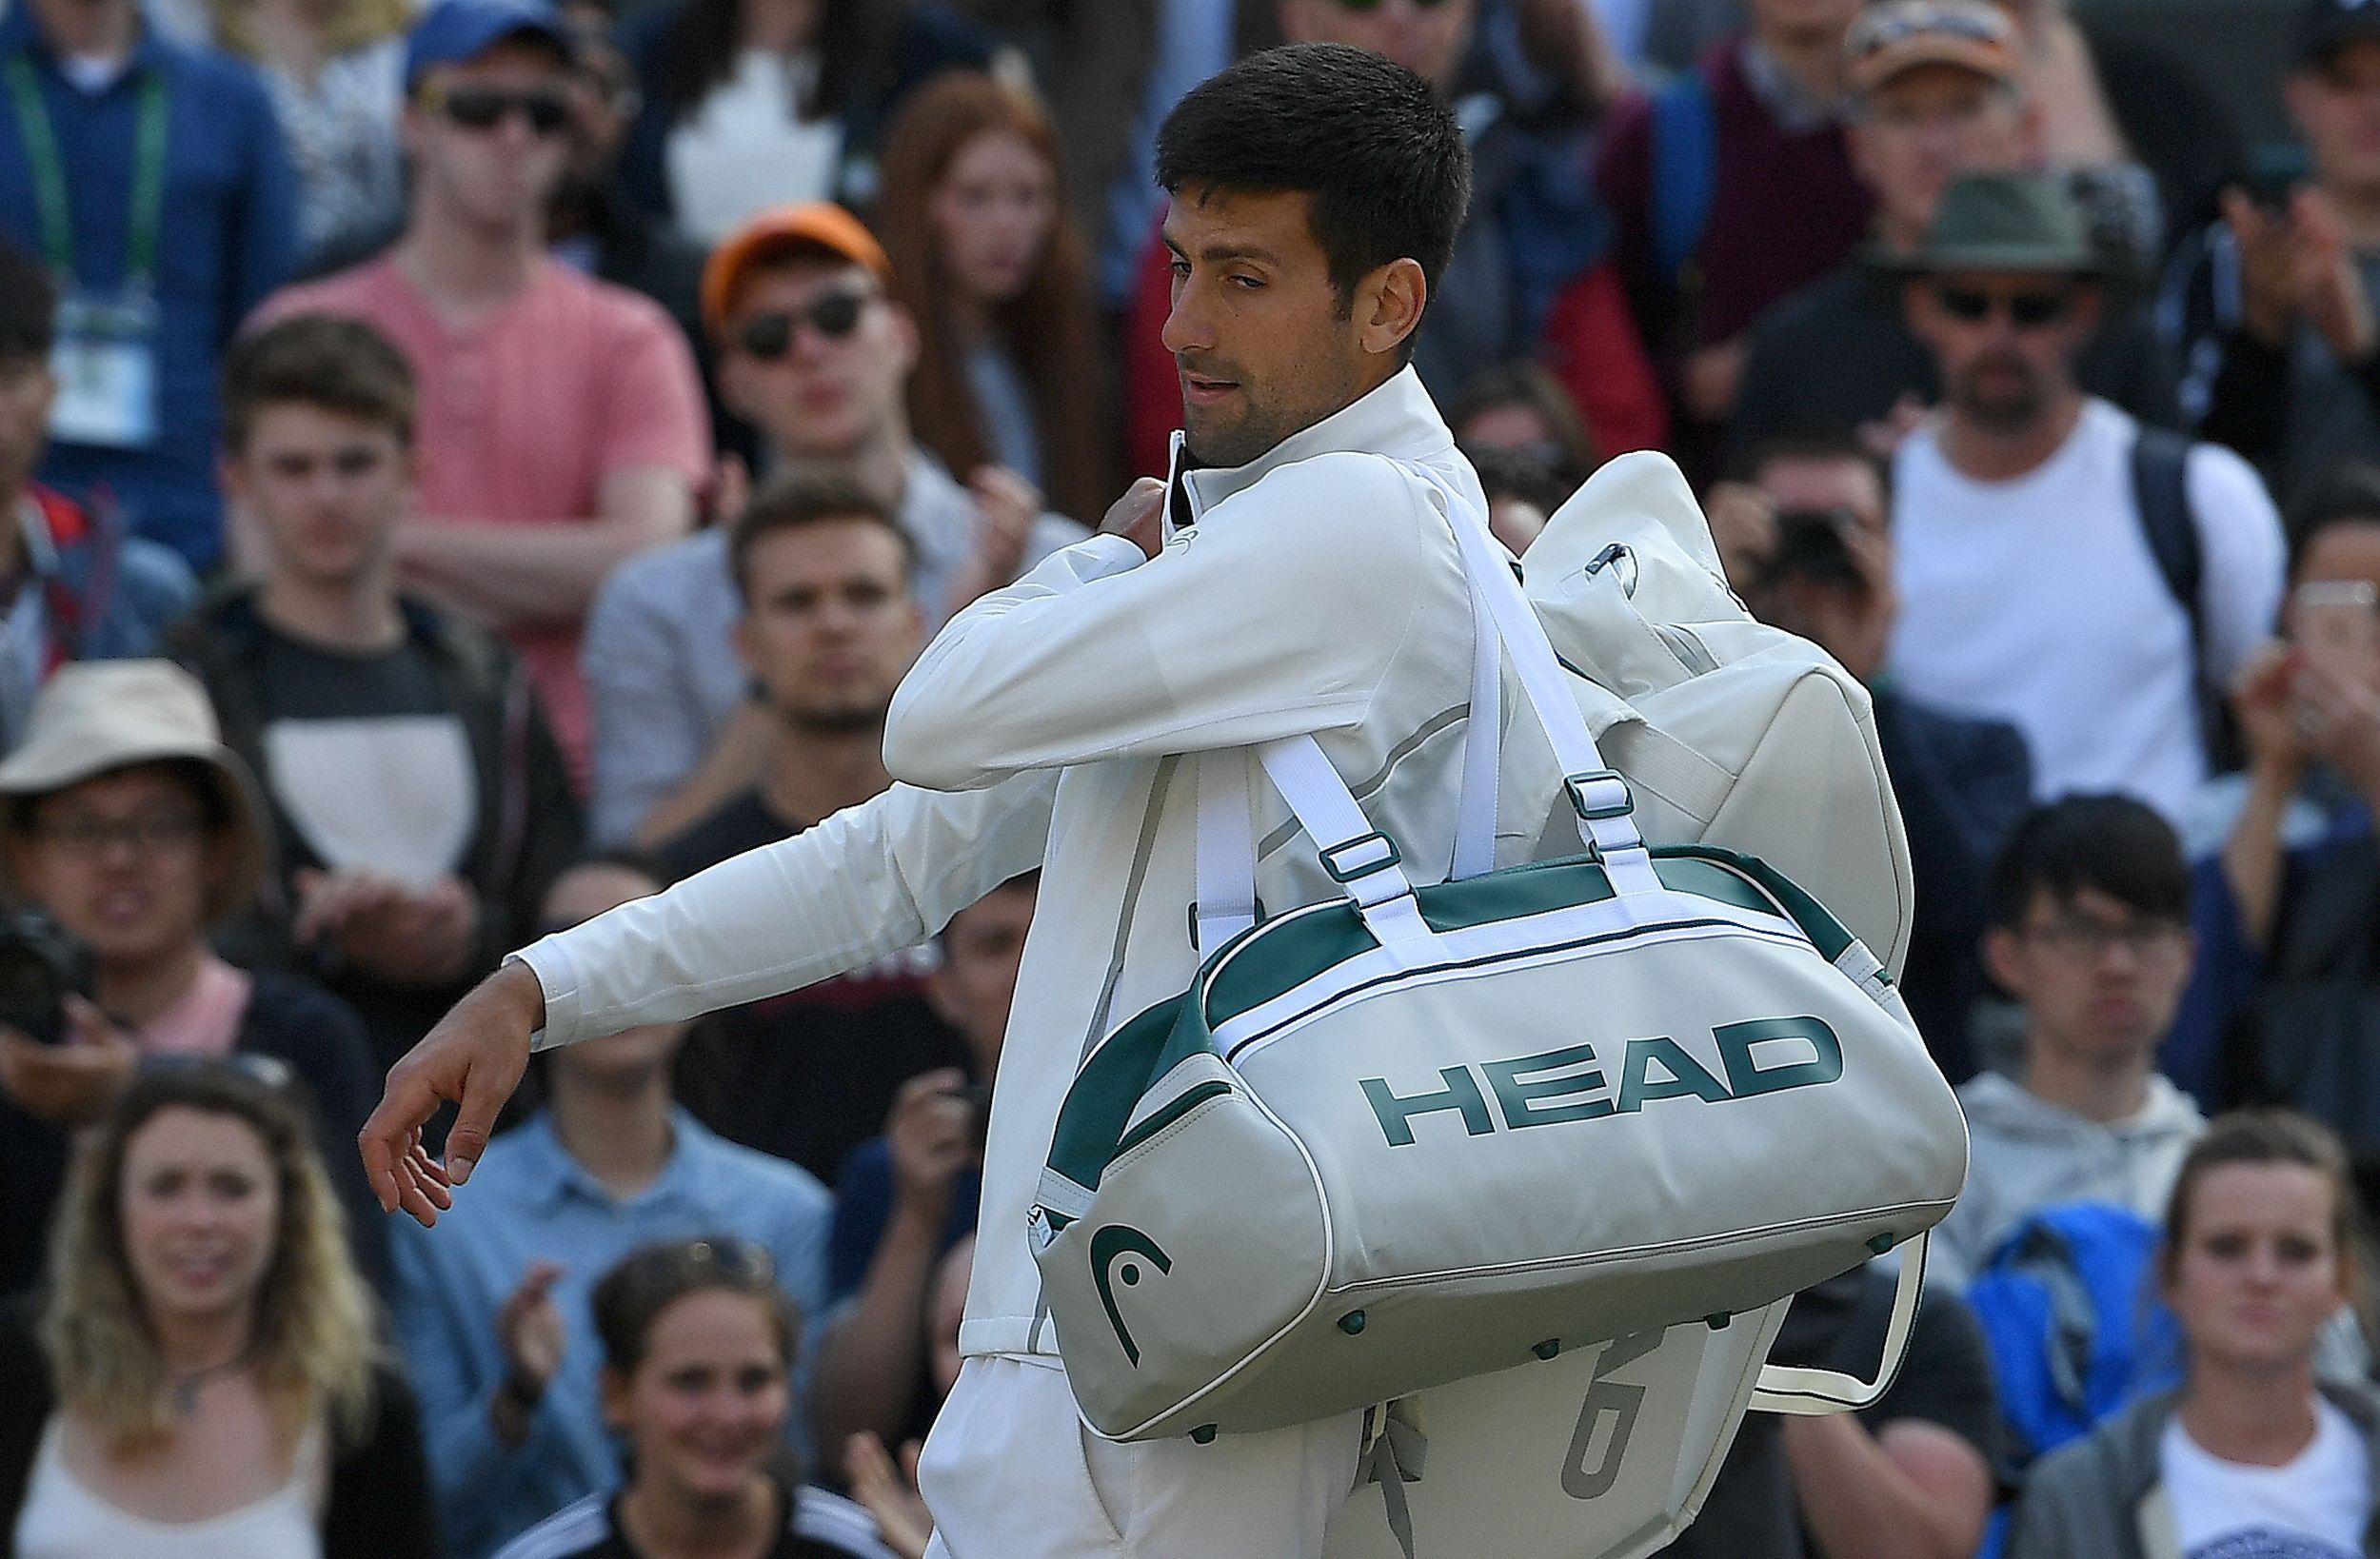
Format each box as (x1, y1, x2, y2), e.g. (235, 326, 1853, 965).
(2295, 0, 2380, 68)
(405, 0, 576, 87)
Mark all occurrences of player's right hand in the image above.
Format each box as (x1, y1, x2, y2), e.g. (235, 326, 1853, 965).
(360, 959, 543, 1227)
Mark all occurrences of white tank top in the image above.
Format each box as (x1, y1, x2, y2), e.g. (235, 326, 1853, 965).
(10, 1415, 324, 1559)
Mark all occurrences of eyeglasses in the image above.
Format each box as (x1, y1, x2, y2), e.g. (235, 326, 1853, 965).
(731, 289, 871, 360)
(32, 812, 208, 857)
(422, 83, 572, 137)
(1933, 285, 2076, 328)
(2022, 913, 2190, 961)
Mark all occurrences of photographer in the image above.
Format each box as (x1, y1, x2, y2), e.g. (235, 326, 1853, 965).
(0, 661, 385, 1297)
(2191, 465, 2380, 1194)
(1728, 428, 2033, 1079)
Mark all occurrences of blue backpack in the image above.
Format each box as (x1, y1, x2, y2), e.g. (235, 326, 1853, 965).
(1964, 1201, 2183, 1471)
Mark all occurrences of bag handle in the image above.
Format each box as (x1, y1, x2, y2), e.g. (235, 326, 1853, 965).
(1425, 466, 1661, 894)
(1747, 1232, 1930, 1415)
(1192, 461, 1661, 958)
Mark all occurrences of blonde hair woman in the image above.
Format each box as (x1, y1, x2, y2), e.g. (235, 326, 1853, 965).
(0, 1060, 438, 1557)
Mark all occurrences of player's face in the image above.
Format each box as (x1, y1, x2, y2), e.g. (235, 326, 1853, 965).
(1160, 188, 1390, 470)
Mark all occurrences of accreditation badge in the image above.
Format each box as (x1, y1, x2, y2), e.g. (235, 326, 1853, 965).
(49, 288, 160, 450)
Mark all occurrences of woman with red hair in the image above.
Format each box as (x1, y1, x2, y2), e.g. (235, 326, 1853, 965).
(872, 71, 1114, 530)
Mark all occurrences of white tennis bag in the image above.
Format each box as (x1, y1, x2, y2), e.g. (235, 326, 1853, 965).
(1027, 457, 1968, 1478)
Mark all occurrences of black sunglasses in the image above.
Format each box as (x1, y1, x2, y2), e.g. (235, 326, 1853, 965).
(426, 84, 572, 137)
(1932, 284, 2074, 328)
(733, 289, 870, 360)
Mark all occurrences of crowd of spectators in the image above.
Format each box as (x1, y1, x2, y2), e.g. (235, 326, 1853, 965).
(6, 0, 2380, 1553)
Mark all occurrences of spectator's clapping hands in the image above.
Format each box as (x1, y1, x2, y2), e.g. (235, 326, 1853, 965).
(0, 994, 136, 1127)
(845, 1432, 932, 1559)
(293, 868, 477, 985)
(943, 466, 1044, 611)
(2227, 187, 2378, 364)
(489, 1258, 567, 1446)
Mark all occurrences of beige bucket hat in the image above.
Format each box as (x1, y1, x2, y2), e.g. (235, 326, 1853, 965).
(0, 661, 272, 922)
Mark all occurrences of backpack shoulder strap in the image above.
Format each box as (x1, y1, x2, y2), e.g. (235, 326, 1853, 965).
(1648, 72, 1717, 286)
(2129, 425, 2225, 750)
(2130, 424, 2201, 640)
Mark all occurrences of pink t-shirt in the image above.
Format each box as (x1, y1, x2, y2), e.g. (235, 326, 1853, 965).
(251, 258, 712, 781)
(138, 956, 254, 1057)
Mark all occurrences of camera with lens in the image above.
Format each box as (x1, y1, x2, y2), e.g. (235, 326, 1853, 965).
(1762, 507, 1867, 594)
(0, 908, 93, 1045)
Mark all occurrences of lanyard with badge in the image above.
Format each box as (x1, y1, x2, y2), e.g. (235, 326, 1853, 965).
(5, 56, 167, 450)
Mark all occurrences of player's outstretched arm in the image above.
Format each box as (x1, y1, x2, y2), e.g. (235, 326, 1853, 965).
(362, 771, 1057, 1227)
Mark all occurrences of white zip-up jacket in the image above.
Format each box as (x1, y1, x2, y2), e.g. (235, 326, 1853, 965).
(519, 368, 1541, 1362)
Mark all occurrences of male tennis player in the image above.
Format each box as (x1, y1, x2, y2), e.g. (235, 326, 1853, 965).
(363, 43, 1522, 1556)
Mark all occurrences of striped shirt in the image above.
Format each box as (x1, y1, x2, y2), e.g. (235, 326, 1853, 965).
(492, 1480, 896, 1559)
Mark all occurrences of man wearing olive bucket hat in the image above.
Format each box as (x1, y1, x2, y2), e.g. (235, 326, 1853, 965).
(0, 661, 389, 1294)
(1879, 169, 2284, 830)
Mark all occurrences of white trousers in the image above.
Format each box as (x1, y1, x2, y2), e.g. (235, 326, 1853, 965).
(918, 1355, 1363, 1558)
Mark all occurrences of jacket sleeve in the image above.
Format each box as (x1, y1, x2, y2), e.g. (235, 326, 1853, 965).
(882, 453, 1438, 790)
(324, 1367, 444, 1559)
(519, 771, 1057, 1048)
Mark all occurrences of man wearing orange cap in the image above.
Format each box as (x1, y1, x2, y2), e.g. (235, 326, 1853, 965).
(579, 201, 1082, 847)
(250, 0, 712, 790)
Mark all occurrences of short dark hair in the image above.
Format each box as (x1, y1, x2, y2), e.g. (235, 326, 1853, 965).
(2288, 458, 2380, 579)
(0, 237, 56, 361)
(1986, 794, 2190, 931)
(1735, 424, 1894, 505)
(221, 314, 416, 453)
(1156, 43, 1470, 345)
(727, 471, 914, 603)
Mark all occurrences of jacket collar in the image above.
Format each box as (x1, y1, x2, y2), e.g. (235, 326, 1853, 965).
(1165, 366, 1455, 530)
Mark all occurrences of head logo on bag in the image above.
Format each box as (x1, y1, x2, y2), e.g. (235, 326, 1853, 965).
(1090, 1225, 1173, 1366)
(1359, 1019, 1844, 1149)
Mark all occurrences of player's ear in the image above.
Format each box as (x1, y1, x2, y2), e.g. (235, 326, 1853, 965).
(1358, 258, 1427, 360)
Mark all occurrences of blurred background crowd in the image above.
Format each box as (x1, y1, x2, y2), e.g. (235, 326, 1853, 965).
(1, 0, 2379, 1553)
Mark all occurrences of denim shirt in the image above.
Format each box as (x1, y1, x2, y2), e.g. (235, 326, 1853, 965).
(391, 1108, 832, 1559)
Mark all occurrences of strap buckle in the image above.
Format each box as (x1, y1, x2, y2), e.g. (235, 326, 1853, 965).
(1319, 831, 1402, 883)
(1564, 769, 1634, 822)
